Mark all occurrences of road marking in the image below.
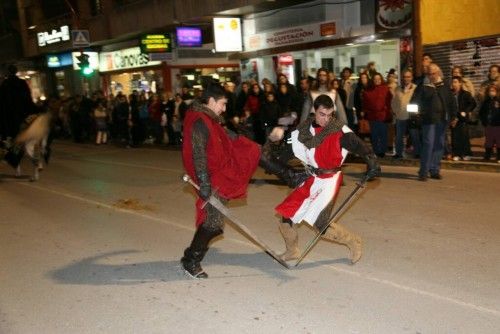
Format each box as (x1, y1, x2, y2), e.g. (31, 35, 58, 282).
(324, 264, 500, 317)
(19, 182, 193, 232)
(17, 181, 500, 317)
(56, 155, 183, 173)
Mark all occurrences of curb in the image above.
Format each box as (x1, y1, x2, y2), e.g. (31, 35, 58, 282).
(347, 156, 500, 173)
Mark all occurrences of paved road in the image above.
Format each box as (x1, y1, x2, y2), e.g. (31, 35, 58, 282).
(1, 141, 499, 334)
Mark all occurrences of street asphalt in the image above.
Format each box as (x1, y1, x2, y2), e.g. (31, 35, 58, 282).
(1, 141, 499, 333)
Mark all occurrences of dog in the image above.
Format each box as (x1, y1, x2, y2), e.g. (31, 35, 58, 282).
(2, 112, 52, 181)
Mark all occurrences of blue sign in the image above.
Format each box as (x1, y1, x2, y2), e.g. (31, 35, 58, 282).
(46, 53, 73, 68)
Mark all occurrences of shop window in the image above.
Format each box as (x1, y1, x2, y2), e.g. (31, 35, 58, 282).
(321, 58, 334, 73)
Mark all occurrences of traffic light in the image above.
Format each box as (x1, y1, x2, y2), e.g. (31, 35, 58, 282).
(76, 52, 94, 76)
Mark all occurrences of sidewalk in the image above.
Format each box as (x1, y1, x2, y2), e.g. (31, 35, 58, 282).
(350, 136, 500, 173)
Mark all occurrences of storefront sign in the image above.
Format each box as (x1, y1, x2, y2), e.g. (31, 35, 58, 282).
(99, 47, 161, 72)
(38, 25, 70, 47)
(176, 27, 202, 47)
(320, 22, 336, 37)
(46, 53, 73, 68)
(244, 21, 338, 52)
(140, 34, 172, 53)
(213, 17, 242, 52)
(72, 52, 99, 70)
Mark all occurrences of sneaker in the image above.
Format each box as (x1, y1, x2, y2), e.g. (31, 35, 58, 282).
(463, 156, 472, 161)
(181, 258, 208, 279)
(452, 156, 461, 161)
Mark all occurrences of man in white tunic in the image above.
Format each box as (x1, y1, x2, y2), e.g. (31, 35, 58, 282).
(274, 94, 380, 264)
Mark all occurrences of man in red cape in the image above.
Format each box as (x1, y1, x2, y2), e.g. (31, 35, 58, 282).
(181, 83, 306, 279)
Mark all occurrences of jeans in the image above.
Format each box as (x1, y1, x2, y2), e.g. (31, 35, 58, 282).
(395, 119, 408, 157)
(419, 121, 446, 176)
(408, 128, 421, 157)
(369, 121, 388, 156)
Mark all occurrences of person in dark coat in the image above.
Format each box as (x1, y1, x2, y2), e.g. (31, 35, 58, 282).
(0, 65, 36, 140)
(479, 85, 500, 162)
(411, 64, 457, 180)
(450, 76, 476, 161)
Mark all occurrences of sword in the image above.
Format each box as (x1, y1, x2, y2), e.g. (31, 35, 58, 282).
(182, 174, 290, 269)
(294, 175, 369, 267)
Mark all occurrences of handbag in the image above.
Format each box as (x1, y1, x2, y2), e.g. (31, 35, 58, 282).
(358, 118, 370, 134)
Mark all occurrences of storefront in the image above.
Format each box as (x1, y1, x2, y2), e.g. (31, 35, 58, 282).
(99, 46, 163, 96)
(237, 0, 413, 84)
(242, 39, 401, 85)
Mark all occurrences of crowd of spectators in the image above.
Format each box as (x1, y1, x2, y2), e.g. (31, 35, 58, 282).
(4, 59, 498, 166)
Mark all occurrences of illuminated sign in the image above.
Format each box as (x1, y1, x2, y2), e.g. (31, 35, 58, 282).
(38, 25, 70, 47)
(213, 17, 242, 52)
(176, 27, 202, 47)
(46, 53, 73, 67)
(140, 34, 172, 53)
(99, 47, 161, 72)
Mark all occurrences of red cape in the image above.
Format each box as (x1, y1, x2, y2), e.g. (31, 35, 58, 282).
(182, 109, 260, 226)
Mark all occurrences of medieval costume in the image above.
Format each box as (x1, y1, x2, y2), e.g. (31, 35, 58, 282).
(273, 112, 380, 264)
(181, 99, 306, 279)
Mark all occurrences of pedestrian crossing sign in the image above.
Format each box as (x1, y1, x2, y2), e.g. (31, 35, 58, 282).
(71, 30, 90, 47)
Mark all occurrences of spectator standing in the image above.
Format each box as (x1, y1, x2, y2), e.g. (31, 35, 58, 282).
(353, 72, 370, 137)
(362, 73, 393, 158)
(414, 53, 433, 86)
(93, 98, 108, 145)
(244, 83, 265, 143)
(235, 81, 249, 117)
(260, 92, 280, 138)
(479, 85, 500, 162)
(113, 93, 130, 144)
(450, 76, 476, 161)
(276, 83, 300, 117)
(391, 70, 417, 159)
(223, 82, 237, 131)
(411, 63, 457, 181)
(161, 91, 175, 145)
(171, 93, 187, 145)
(478, 64, 500, 102)
(297, 77, 311, 118)
(451, 66, 475, 97)
(300, 68, 347, 124)
(148, 93, 162, 144)
(340, 67, 357, 131)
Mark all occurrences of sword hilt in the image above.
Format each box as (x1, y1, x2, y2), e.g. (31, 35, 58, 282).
(182, 174, 200, 190)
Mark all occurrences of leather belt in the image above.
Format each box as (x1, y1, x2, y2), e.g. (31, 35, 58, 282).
(305, 165, 342, 176)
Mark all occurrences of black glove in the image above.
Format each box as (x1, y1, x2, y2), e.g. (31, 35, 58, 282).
(197, 172, 211, 200)
(365, 154, 381, 181)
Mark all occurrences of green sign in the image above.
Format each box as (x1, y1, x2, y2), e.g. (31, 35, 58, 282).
(140, 34, 172, 53)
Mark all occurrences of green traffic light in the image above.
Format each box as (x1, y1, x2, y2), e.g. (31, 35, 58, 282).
(82, 66, 94, 75)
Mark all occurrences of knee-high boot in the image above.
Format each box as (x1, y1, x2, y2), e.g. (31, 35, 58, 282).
(320, 223, 362, 264)
(277, 218, 300, 261)
(181, 226, 222, 279)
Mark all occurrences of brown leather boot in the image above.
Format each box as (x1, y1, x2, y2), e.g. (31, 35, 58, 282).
(321, 223, 362, 264)
(277, 219, 300, 261)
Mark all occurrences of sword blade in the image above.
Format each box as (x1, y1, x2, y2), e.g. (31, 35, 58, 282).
(183, 174, 289, 269)
(294, 178, 367, 267)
